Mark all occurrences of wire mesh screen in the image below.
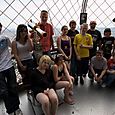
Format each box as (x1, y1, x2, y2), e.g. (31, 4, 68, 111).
(0, 0, 115, 40)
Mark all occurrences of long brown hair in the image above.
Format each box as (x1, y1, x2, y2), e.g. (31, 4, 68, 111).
(16, 24, 28, 42)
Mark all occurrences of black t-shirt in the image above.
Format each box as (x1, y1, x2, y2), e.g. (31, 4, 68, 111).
(87, 29, 102, 51)
(67, 29, 79, 54)
(67, 29, 79, 45)
(101, 36, 115, 55)
(30, 68, 55, 96)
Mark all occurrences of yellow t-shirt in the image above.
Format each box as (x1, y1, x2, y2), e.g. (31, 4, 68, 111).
(73, 33, 93, 58)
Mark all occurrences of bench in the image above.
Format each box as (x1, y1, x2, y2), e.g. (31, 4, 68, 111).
(27, 89, 64, 115)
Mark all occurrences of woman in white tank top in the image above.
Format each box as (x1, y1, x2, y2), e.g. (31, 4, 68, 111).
(12, 24, 35, 87)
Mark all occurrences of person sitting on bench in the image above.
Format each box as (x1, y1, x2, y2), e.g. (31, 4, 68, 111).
(52, 54, 75, 105)
(30, 55, 58, 115)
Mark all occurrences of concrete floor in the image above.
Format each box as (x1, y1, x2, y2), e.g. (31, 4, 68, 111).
(0, 77, 115, 115)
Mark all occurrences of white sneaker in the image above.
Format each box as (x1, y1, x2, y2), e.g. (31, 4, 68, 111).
(101, 83, 106, 88)
(15, 108, 23, 115)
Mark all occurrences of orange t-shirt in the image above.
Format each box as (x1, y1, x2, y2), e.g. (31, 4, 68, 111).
(40, 23, 54, 52)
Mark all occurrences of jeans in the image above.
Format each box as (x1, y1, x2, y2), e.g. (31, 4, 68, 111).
(103, 74, 115, 86)
(18, 59, 36, 86)
(88, 68, 103, 80)
(77, 57, 89, 77)
(70, 54, 77, 76)
(0, 67, 20, 114)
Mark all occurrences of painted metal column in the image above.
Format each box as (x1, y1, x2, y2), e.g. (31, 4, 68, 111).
(80, 0, 88, 25)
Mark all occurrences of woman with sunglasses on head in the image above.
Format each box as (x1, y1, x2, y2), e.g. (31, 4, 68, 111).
(52, 54, 75, 105)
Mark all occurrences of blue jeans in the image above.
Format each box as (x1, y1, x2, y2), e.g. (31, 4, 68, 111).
(103, 74, 115, 86)
(0, 67, 20, 114)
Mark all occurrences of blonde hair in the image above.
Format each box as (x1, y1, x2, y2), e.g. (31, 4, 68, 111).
(81, 23, 88, 28)
(38, 55, 51, 66)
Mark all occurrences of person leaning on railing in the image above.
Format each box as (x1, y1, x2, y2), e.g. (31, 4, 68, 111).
(12, 24, 36, 88)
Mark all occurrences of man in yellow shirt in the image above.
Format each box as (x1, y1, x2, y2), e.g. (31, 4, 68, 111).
(73, 23, 93, 85)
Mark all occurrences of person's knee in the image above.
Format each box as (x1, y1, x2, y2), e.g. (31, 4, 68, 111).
(42, 98, 50, 108)
(64, 81, 70, 88)
(51, 95, 58, 105)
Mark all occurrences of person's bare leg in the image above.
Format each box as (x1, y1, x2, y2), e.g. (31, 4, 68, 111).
(69, 76, 74, 96)
(56, 81, 71, 101)
(48, 89, 58, 115)
(36, 93, 50, 115)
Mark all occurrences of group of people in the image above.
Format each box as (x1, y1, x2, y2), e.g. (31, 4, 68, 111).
(0, 9, 115, 115)
(0, 10, 74, 115)
(73, 21, 115, 87)
(60, 20, 115, 87)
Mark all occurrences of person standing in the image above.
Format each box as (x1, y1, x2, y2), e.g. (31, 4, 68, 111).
(57, 25, 72, 71)
(67, 20, 79, 84)
(73, 23, 93, 85)
(12, 24, 35, 88)
(0, 23, 23, 115)
(87, 21, 102, 59)
(29, 30, 43, 65)
(101, 28, 115, 60)
(39, 10, 54, 58)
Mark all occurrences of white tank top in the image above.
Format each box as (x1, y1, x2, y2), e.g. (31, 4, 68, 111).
(16, 41, 33, 61)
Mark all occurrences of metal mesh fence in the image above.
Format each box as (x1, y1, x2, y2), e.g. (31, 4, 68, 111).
(0, 1, 115, 113)
(0, 0, 115, 40)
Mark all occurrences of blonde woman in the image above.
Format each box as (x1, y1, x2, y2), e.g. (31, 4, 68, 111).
(30, 55, 58, 115)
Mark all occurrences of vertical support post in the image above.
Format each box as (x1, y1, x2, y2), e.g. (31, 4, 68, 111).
(80, 0, 88, 25)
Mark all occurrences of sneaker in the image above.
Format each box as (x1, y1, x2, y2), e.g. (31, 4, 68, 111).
(75, 77, 78, 85)
(80, 77, 84, 85)
(14, 108, 23, 115)
(101, 83, 106, 88)
(9, 112, 14, 115)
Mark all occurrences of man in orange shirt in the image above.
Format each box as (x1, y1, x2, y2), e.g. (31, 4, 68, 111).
(39, 10, 54, 57)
